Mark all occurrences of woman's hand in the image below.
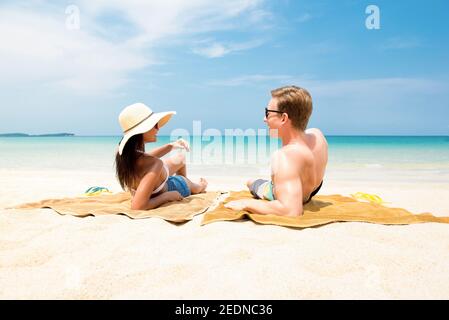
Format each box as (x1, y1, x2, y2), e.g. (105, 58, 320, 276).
(163, 191, 183, 202)
(170, 138, 190, 151)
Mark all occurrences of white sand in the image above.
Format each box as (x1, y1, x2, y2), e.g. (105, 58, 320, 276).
(1, 168, 449, 299)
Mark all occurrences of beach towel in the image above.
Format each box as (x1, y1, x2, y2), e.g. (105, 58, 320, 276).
(202, 191, 449, 228)
(13, 191, 222, 223)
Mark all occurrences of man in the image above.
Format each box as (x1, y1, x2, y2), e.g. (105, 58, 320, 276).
(225, 86, 328, 216)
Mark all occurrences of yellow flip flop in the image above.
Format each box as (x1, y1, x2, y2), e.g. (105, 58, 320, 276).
(351, 192, 386, 204)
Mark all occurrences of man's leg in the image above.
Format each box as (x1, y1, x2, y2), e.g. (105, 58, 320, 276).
(246, 179, 256, 190)
(247, 179, 272, 200)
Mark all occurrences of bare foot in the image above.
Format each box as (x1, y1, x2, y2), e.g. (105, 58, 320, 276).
(191, 177, 208, 194)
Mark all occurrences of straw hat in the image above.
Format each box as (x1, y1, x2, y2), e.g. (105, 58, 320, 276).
(118, 102, 176, 155)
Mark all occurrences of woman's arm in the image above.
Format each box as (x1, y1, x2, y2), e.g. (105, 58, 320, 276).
(138, 191, 183, 210)
(147, 139, 190, 158)
(131, 160, 162, 210)
(147, 143, 173, 158)
(131, 159, 183, 210)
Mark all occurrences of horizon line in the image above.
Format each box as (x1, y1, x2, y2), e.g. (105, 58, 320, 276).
(2, 134, 448, 138)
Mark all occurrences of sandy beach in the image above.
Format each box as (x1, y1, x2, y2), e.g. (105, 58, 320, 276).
(2, 0, 449, 302)
(1, 167, 448, 300)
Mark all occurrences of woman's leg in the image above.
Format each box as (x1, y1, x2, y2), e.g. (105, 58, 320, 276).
(163, 152, 187, 176)
(181, 176, 208, 194)
(163, 153, 207, 194)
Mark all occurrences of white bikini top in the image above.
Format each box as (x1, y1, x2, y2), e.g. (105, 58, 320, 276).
(131, 151, 169, 195)
(152, 162, 169, 194)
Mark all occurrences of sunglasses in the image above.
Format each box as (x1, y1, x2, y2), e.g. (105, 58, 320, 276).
(265, 107, 284, 118)
(154, 122, 159, 130)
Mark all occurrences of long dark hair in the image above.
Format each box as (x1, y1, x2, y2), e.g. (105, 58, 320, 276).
(115, 134, 144, 191)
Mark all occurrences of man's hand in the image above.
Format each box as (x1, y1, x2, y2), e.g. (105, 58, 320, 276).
(170, 139, 190, 151)
(224, 200, 249, 211)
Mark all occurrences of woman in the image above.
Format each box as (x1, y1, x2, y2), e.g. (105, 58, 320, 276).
(115, 102, 207, 210)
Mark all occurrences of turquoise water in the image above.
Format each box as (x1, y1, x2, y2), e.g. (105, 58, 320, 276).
(328, 136, 449, 166)
(0, 136, 448, 175)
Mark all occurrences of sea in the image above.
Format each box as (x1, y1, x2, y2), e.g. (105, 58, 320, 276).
(1, 136, 448, 183)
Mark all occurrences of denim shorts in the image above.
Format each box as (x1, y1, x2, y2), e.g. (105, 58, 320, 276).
(167, 175, 191, 198)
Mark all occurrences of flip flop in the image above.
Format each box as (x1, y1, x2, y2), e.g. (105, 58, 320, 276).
(84, 186, 112, 196)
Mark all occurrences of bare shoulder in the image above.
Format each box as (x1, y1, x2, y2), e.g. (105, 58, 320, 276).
(305, 127, 322, 134)
(137, 154, 163, 174)
(306, 128, 328, 146)
(306, 128, 325, 138)
(273, 145, 309, 170)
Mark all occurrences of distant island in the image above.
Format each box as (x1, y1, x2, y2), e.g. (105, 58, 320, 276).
(0, 133, 75, 137)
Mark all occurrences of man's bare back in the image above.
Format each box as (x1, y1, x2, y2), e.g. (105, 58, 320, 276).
(272, 128, 328, 203)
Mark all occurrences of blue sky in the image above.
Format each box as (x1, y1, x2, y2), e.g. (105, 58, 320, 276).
(1, 0, 448, 135)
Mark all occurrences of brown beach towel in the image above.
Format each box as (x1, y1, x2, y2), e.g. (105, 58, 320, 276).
(13, 191, 221, 223)
(202, 191, 449, 228)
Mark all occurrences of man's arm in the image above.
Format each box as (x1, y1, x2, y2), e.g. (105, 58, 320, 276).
(232, 197, 298, 216)
(226, 151, 304, 216)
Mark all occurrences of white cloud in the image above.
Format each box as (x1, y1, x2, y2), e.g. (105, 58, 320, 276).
(381, 37, 421, 50)
(206, 75, 448, 135)
(301, 77, 447, 98)
(207, 74, 448, 100)
(0, 0, 268, 94)
(80, 0, 265, 42)
(208, 74, 294, 86)
(192, 39, 265, 58)
(247, 8, 274, 28)
(192, 43, 230, 58)
(0, 8, 149, 94)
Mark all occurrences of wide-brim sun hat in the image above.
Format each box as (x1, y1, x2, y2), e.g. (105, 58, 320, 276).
(118, 102, 176, 155)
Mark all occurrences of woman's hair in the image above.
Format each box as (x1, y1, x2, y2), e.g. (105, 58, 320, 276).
(115, 134, 144, 191)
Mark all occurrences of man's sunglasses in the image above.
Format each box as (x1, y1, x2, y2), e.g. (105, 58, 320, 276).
(265, 108, 284, 118)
